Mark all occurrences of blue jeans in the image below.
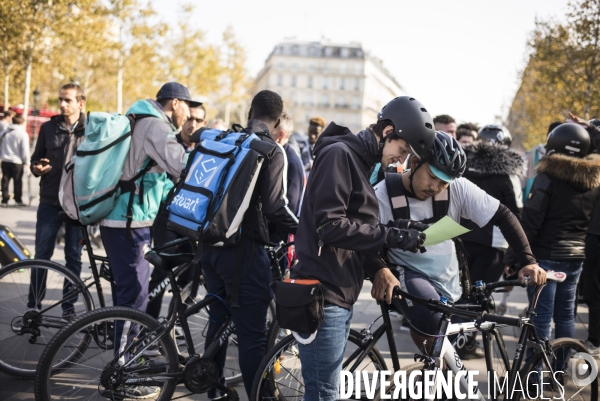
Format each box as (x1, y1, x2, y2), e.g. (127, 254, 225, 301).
(527, 259, 583, 340)
(29, 202, 83, 312)
(298, 304, 353, 401)
(201, 237, 274, 398)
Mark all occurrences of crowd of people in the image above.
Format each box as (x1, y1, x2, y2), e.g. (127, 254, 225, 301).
(2, 80, 600, 400)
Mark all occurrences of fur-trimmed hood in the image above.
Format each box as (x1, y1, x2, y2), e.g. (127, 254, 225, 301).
(536, 153, 600, 192)
(463, 141, 524, 177)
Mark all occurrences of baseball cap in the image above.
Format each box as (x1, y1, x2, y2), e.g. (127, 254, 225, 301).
(156, 82, 202, 107)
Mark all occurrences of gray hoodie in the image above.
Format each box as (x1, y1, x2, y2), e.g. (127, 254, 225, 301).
(0, 124, 30, 165)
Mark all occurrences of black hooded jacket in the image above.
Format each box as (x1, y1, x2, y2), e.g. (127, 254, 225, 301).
(460, 142, 524, 248)
(291, 123, 398, 309)
(30, 113, 86, 206)
(508, 153, 600, 262)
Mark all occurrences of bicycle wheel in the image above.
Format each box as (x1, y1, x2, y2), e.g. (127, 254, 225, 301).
(250, 329, 388, 401)
(35, 306, 178, 401)
(483, 328, 511, 397)
(373, 362, 426, 401)
(0, 259, 94, 377)
(517, 338, 598, 401)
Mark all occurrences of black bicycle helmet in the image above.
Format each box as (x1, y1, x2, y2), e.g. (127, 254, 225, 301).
(377, 96, 435, 159)
(589, 118, 600, 128)
(478, 124, 512, 147)
(546, 123, 590, 157)
(424, 131, 467, 182)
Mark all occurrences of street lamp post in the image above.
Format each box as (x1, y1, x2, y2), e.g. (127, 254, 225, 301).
(31, 87, 40, 148)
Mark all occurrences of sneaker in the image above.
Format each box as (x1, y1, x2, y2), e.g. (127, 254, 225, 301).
(141, 343, 162, 357)
(100, 385, 160, 400)
(15, 202, 26, 207)
(584, 340, 600, 357)
(0, 203, 7, 208)
(456, 341, 485, 360)
(125, 385, 160, 399)
(496, 303, 507, 316)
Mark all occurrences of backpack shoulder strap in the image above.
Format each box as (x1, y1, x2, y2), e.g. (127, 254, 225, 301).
(432, 187, 450, 222)
(384, 172, 410, 221)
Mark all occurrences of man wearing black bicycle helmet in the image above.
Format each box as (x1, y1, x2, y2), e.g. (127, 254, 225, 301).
(478, 124, 512, 147)
(369, 131, 545, 352)
(369, 97, 437, 185)
(291, 95, 434, 400)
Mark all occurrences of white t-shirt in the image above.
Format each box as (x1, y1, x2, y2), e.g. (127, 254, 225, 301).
(374, 176, 500, 301)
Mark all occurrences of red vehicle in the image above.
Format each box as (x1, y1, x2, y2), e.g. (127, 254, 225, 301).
(1, 104, 59, 141)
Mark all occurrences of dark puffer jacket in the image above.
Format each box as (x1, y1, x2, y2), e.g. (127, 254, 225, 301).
(460, 141, 524, 248)
(517, 153, 600, 261)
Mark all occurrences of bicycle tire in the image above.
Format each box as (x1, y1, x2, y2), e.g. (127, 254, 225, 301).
(35, 306, 179, 401)
(373, 362, 426, 401)
(483, 327, 511, 397)
(516, 338, 598, 401)
(0, 259, 94, 377)
(250, 329, 388, 401)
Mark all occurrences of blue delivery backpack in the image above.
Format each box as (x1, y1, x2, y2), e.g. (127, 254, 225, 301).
(166, 125, 278, 246)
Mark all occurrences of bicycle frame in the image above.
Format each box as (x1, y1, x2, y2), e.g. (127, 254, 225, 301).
(412, 284, 552, 401)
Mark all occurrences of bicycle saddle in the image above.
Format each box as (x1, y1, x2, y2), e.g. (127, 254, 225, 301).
(144, 250, 193, 270)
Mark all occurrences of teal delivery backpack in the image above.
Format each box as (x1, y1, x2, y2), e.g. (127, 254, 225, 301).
(166, 125, 277, 246)
(59, 100, 160, 226)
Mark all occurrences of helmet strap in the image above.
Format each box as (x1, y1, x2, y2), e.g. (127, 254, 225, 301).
(408, 159, 425, 195)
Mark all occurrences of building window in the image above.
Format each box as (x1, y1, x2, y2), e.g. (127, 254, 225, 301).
(325, 47, 333, 56)
(292, 61, 298, 70)
(309, 47, 317, 55)
(322, 77, 329, 89)
(323, 62, 329, 72)
(340, 63, 347, 74)
(337, 95, 345, 108)
(307, 76, 313, 88)
(291, 45, 299, 55)
(291, 75, 297, 87)
(341, 48, 349, 58)
(308, 62, 315, 71)
(355, 78, 361, 91)
(352, 96, 360, 109)
(339, 78, 345, 90)
(305, 93, 313, 107)
(320, 94, 329, 107)
(278, 61, 285, 69)
(277, 74, 283, 86)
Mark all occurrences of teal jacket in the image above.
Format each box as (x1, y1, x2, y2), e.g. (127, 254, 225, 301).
(100, 100, 188, 228)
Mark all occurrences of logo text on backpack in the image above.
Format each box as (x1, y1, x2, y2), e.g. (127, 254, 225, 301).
(172, 194, 200, 212)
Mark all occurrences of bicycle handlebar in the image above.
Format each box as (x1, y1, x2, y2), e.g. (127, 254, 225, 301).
(480, 279, 526, 292)
(391, 286, 523, 328)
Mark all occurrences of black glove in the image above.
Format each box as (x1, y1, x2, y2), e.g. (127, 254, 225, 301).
(387, 228, 426, 253)
(387, 219, 430, 232)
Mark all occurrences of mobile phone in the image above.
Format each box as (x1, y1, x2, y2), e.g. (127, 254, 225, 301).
(33, 160, 50, 166)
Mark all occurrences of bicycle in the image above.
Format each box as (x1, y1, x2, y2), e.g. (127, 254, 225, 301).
(33, 240, 293, 400)
(372, 272, 597, 401)
(250, 272, 597, 401)
(0, 216, 200, 378)
(248, 277, 516, 401)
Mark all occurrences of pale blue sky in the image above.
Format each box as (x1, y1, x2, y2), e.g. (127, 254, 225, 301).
(155, 0, 570, 126)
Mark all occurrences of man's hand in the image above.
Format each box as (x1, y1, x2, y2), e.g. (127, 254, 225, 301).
(519, 264, 546, 286)
(568, 112, 591, 128)
(33, 158, 52, 176)
(371, 268, 400, 305)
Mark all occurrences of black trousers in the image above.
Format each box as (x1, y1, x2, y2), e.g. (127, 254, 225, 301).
(463, 241, 505, 284)
(583, 234, 600, 342)
(1, 161, 24, 203)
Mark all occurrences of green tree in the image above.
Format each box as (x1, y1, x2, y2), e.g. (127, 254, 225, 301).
(507, 0, 600, 150)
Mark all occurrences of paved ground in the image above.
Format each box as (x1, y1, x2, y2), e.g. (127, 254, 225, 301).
(0, 176, 593, 400)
